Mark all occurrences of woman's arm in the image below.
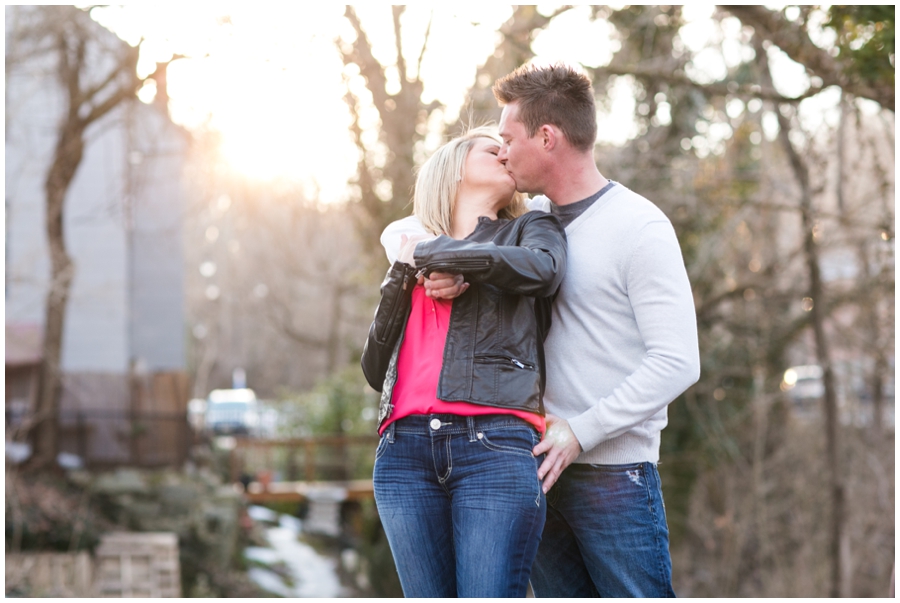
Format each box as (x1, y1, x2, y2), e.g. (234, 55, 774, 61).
(360, 261, 417, 392)
(380, 196, 550, 263)
(413, 212, 567, 298)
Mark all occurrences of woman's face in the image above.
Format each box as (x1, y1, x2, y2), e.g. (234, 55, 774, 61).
(460, 137, 517, 206)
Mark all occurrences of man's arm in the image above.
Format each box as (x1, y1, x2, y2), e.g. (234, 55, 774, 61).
(533, 220, 701, 490)
(565, 221, 700, 453)
(381, 216, 432, 264)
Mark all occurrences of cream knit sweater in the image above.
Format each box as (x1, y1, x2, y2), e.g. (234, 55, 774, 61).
(532, 186, 700, 464)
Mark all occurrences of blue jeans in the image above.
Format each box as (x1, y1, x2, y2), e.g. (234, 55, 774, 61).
(373, 414, 546, 598)
(530, 462, 676, 598)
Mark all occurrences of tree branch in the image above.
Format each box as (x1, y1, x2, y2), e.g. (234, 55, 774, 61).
(76, 42, 139, 109)
(415, 10, 434, 83)
(392, 6, 407, 91)
(720, 5, 894, 108)
(590, 64, 824, 104)
(342, 6, 390, 111)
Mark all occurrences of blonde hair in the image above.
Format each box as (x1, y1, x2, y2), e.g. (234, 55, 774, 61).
(414, 126, 526, 236)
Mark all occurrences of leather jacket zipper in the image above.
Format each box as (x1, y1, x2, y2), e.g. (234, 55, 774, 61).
(420, 258, 490, 276)
(377, 265, 416, 343)
(474, 355, 536, 370)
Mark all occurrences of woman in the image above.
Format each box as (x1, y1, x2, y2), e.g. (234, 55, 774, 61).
(360, 126, 567, 598)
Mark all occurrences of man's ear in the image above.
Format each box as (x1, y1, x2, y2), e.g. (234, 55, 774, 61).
(539, 124, 558, 151)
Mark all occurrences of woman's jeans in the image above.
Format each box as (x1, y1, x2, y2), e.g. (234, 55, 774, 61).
(373, 413, 546, 598)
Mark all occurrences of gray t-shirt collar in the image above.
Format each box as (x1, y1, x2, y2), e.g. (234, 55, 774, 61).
(550, 181, 617, 228)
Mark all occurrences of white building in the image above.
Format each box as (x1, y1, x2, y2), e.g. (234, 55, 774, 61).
(5, 6, 190, 465)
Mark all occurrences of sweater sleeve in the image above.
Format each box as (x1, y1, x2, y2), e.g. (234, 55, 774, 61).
(380, 216, 433, 265)
(567, 220, 701, 452)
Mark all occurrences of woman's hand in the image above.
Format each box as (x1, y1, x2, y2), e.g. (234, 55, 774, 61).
(424, 273, 469, 299)
(399, 234, 468, 298)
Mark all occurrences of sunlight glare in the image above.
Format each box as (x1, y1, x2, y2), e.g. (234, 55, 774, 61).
(596, 76, 640, 146)
(766, 45, 811, 98)
(91, 5, 664, 194)
(682, 3, 716, 23)
(352, 6, 515, 118)
(531, 6, 618, 68)
(94, 4, 358, 200)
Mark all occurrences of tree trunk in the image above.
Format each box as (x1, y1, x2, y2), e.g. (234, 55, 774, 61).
(30, 121, 84, 469)
(838, 99, 889, 440)
(14, 6, 151, 471)
(757, 37, 847, 597)
(774, 99, 848, 601)
(324, 284, 345, 375)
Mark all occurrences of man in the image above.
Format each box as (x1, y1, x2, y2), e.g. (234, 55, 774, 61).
(384, 63, 700, 597)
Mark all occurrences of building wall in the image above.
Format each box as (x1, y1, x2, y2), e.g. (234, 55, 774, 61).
(5, 6, 188, 423)
(5, 43, 59, 328)
(127, 103, 187, 372)
(59, 113, 131, 373)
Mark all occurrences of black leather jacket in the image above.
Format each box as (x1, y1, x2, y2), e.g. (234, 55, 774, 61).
(361, 211, 567, 430)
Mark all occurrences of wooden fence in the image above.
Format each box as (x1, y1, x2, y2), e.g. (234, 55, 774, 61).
(56, 410, 193, 469)
(228, 435, 380, 484)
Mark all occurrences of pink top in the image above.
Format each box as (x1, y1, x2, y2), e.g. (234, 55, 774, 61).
(380, 283, 546, 435)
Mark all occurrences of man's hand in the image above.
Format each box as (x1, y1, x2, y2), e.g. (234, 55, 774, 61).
(533, 414, 582, 493)
(398, 234, 468, 298)
(397, 233, 433, 266)
(423, 271, 469, 299)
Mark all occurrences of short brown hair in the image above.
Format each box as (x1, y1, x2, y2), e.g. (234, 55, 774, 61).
(414, 126, 526, 236)
(493, 63, 597, 152)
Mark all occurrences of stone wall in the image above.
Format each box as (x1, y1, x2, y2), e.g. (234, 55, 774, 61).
(69, 464, 250, 596)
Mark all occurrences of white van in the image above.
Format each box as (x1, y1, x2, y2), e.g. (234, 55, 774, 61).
(204, 388, 260, 436)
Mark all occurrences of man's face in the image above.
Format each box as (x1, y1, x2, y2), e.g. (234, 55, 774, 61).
(498, 101, 545, 195)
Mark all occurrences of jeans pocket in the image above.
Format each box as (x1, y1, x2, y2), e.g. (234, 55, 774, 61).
(477, 426, 537, 458)
(474, 426, 543, 508)
(588, 461, 645, 473)
(374, 433, 390, 461)
(580, 463, 656, 515)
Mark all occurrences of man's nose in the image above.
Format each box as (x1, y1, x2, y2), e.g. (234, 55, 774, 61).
(497, 146, 508, 163)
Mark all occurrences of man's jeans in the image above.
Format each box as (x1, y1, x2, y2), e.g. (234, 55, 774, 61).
(373, 414, 546, 598)
(530, 462, 676, 598)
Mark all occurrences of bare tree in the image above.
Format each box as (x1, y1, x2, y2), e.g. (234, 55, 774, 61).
(338, 6, 575, 256)
(7, 6, 167, 470)
(460, 5, 574, 128)
(338, 6, 440, 256)
(181, 147, 373, 399)
(575, 5, 892, 595)
(731, 8, 893, 594)
(756, 40, 847, 595)
(722, 5, 894, 109)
